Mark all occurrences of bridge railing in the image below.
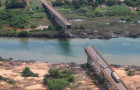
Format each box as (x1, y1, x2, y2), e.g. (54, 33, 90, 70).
(91, 46, 129, 90)
(40, 0, 71, 25)
(85, 47, 119, 90)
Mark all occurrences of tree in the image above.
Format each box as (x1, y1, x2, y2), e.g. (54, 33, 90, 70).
(48, 68, 60, 77)
(72, 0, 80, 9)
(92, 1, 99, 7)
(64, 0, 71, 5)
(18, 31, 28, 37)
(6, 0, 26, 9)
(21, 67, 39, 77)
(52, 0, 64, 6)
(97, 0, 105, 4)
(105, 0, 116, 6)
(47, 78, 68, 90)
(22, 67, 34, 77)
(124, 0, 134, 7)
(0, 0, 2, 7)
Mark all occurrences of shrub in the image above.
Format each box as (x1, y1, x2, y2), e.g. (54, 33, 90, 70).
(43, 77, 48, 85)
(124, 67, 130, 71)
(105, 0, 116, 6)
(5, 0, 26, 9)
(52, 0, 64, 6)
(0, 75, 15, 84)
(47, 78, 68, 90)
(44, 68, 74, 90)
(79, 25, 85, 29)
(0, 1, 1, 7)
(48, 25, 55, 30)
(92, 1, 99, 7)
(7, 79, 16, 84)
(67, 75, 74, 82)
(22, 67, 38, 77)
(22, 67, 34, 77)
(110, 22, 119, 26)
(107, 5, 131, 16)
(18, 31, 28, 37)
(0, 75, 3, 80)
(94, 8, 104, 17)
(31, 24, 36, 28)
(127, 71, 134, 76)
(32, 73, 39, 77)
(124, 0, 134, 7)
(48, 68, 60, 77)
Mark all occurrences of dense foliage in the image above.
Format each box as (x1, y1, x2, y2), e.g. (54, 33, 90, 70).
(0, 0, 1, 7)
(53, 0, 140, 8)
(5, 0, 26, 9)
(22, 67, 38, 77)
(105, 0, 116, 6)
(43, 68, 74, 90)
(0, 9, 29, 28)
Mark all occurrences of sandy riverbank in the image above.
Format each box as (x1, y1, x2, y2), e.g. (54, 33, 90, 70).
(114, 67, 140, 89)
(0, 60, 102, 90)
(0, 58, 140, 90)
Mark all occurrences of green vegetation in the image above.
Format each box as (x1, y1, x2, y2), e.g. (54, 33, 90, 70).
(127, 71, 134, 76)
(0, 75, 16, 84)
(5, 0, 26, 9)
(18, 31, 28, 37)
(53, 0, 140, 38)
(22, 67, 39, 77)
(124, 67, 130, 71)
(124, 67, 134, 76)
(0, 1, 2, 7)
(53, 0, 140, 18)
(0, 9, 29, 29)
(43, 68, 74, 90)
(105, 0, 116, 6)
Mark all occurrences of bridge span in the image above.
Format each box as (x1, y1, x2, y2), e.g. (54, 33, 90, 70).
(85, 46, 128, 90)
(40, 0, 71, 36)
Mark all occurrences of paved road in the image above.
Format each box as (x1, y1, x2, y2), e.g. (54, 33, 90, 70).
(85, 46, 127, 90)
(40, 0, 71, 26)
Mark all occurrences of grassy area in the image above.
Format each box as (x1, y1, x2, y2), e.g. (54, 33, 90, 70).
(53, 3, 140, 38)
(0, 0, 54, 35)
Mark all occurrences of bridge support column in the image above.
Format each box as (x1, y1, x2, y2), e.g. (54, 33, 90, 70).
(64, 27, 71, 37)
(100, 71, 104, 79)
(106, 80, 116, 90)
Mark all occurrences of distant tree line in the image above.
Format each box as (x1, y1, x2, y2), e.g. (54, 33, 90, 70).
(5, 0, 26, 9)
(52, 0, 140, 9)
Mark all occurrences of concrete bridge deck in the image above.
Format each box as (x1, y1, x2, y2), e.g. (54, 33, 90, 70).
(85, 46, 128, 90)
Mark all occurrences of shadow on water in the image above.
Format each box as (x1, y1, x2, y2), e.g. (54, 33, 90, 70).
(58, 38, 71, 56)
(19, 38, 29, 43)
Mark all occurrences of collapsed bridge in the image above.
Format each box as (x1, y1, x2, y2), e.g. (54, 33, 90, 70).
(40, 0, 72, 36)
(85, 46, 128, 90)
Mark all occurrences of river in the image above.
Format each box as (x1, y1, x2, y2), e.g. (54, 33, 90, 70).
(0, 37, 140, 65)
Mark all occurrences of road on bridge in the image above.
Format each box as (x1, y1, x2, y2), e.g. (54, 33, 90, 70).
(85, 46, 128, 90)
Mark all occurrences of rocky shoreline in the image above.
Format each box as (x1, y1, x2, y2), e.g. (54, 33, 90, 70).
(0, 30, 140, 39)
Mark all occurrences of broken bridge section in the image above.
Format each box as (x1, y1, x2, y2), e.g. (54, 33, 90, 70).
(85, 46, 128, 90)
(40, 0, 72, 36)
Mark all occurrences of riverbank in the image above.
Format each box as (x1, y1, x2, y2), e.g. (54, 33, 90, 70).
(0, 57, 140, 89)
(0, 58, 104, 90)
